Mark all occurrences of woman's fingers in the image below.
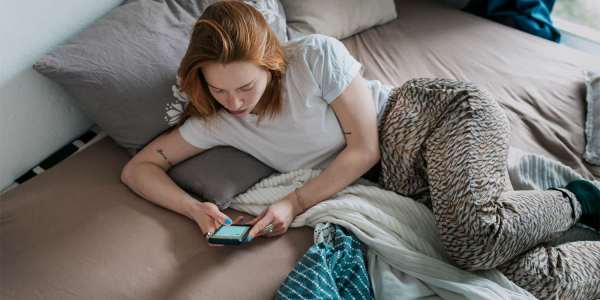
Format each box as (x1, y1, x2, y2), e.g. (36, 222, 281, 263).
(247, 212, 274, 239)
(247, 209, 267, 225)
(203, 203, 232, 225)
(205, 218, 224, 247)
(263, 225, 286, 237)
(196, 214, 212, 235)
(212, 218, 222, 229)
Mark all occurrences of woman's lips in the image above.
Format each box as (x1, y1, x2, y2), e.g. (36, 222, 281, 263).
(229, 108, 247, 115)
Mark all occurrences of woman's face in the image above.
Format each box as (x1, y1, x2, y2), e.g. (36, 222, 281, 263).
(201, 61, 271, 117)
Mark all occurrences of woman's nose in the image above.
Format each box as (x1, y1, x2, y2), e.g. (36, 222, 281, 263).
(226, 93, 244, 110)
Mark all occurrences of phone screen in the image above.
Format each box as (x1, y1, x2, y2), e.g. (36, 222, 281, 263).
(212, 225, 250, 239)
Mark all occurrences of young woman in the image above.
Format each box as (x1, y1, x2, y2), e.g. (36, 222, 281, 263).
(120, 1, 600, 299)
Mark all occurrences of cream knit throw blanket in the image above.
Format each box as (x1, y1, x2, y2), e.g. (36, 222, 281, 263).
(230, 169, 535, 300)
(507, 147, 599, 190)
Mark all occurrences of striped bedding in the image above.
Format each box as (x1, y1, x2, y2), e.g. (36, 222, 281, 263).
(277, 223, 373, 300)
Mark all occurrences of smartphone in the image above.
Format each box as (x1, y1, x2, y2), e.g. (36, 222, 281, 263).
(207, 224, 252, 245)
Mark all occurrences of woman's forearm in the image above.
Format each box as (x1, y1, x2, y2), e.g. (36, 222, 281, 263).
(292, 147, 380, 214)
(121, 163, 200, 220)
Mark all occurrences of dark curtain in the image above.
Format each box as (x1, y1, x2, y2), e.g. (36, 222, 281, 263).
(465, 0, 561, 42)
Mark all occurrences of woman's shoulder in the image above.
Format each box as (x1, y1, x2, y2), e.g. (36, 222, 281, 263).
(286, 33, 336, 44)
(283, 34, 344, 69)
(284, 34, 339, 52)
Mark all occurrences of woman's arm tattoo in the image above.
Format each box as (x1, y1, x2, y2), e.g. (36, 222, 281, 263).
(156, 149, 173, 167)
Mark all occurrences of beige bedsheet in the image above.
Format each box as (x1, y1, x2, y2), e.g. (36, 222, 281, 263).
(2, 0, 599, 299)
(344, 0, 600, 180)
(0, 137, 314, 299)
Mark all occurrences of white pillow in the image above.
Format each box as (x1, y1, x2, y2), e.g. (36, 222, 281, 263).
(280, 0, 397, 40)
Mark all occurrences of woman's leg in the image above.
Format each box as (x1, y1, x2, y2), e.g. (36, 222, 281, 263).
(379, 78, 600, 299)
(497, 241, 600, 299)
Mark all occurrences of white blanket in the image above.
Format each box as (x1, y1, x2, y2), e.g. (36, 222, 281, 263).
(230, 169, 535, 300)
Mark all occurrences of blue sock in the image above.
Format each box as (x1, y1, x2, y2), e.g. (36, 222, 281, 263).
(565, 179, 600, 229)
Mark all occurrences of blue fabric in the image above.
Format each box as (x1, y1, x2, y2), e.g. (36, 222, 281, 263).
(276, 224, 373, 300)
(465, 0, 561, 42)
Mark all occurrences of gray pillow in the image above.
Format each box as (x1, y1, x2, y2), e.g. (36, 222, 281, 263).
(33, 0, 201, 151)
(243, 0, 288, 43)
(33, 0, 287, 151)
(33, 0, 285, 209)
(168, 146, 277, 210)
(280, 0, 397, 40)
(583, 70, 600, 165)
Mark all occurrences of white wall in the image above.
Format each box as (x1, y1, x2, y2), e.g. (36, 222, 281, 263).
(559, 31, 600, 57)
(0, 0, 122, 191)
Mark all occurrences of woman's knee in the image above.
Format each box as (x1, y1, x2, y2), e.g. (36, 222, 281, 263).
(445, 244, 505, 271)
(400, 78, 480, 95)
(441, 225, 512, 271)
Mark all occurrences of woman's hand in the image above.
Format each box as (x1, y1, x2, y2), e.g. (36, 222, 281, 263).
(187, 201, 244, 247)
(246, 193, 303, 240)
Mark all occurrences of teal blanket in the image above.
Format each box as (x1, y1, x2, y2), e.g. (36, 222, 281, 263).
(276, 223, 373, 300)
(465, 0, 561, 42)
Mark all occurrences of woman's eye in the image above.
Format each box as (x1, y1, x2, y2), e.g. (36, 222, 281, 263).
(240, 86, 253, 92)
(213, 89, 224, 94)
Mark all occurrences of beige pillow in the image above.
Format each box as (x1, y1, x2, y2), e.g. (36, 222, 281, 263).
(280, 0, 397, 40)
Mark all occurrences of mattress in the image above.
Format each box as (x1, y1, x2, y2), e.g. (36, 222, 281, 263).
(343, 0, 600, 180)
(0, 137, 314, 299)
(2, 0, 598, 299)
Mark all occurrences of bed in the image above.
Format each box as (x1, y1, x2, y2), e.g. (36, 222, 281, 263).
(1, 0, 599, 299)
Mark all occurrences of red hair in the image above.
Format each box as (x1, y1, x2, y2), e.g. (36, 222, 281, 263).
(177, 0, 287, 125)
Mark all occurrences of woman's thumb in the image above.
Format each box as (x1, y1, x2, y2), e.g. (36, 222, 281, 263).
(204, 204, 232, 225)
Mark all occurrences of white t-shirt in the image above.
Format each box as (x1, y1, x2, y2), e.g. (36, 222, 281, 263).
(179, 34, 393, 172)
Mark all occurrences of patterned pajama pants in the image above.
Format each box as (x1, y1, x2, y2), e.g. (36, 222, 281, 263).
(377, 78, 600, 300)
